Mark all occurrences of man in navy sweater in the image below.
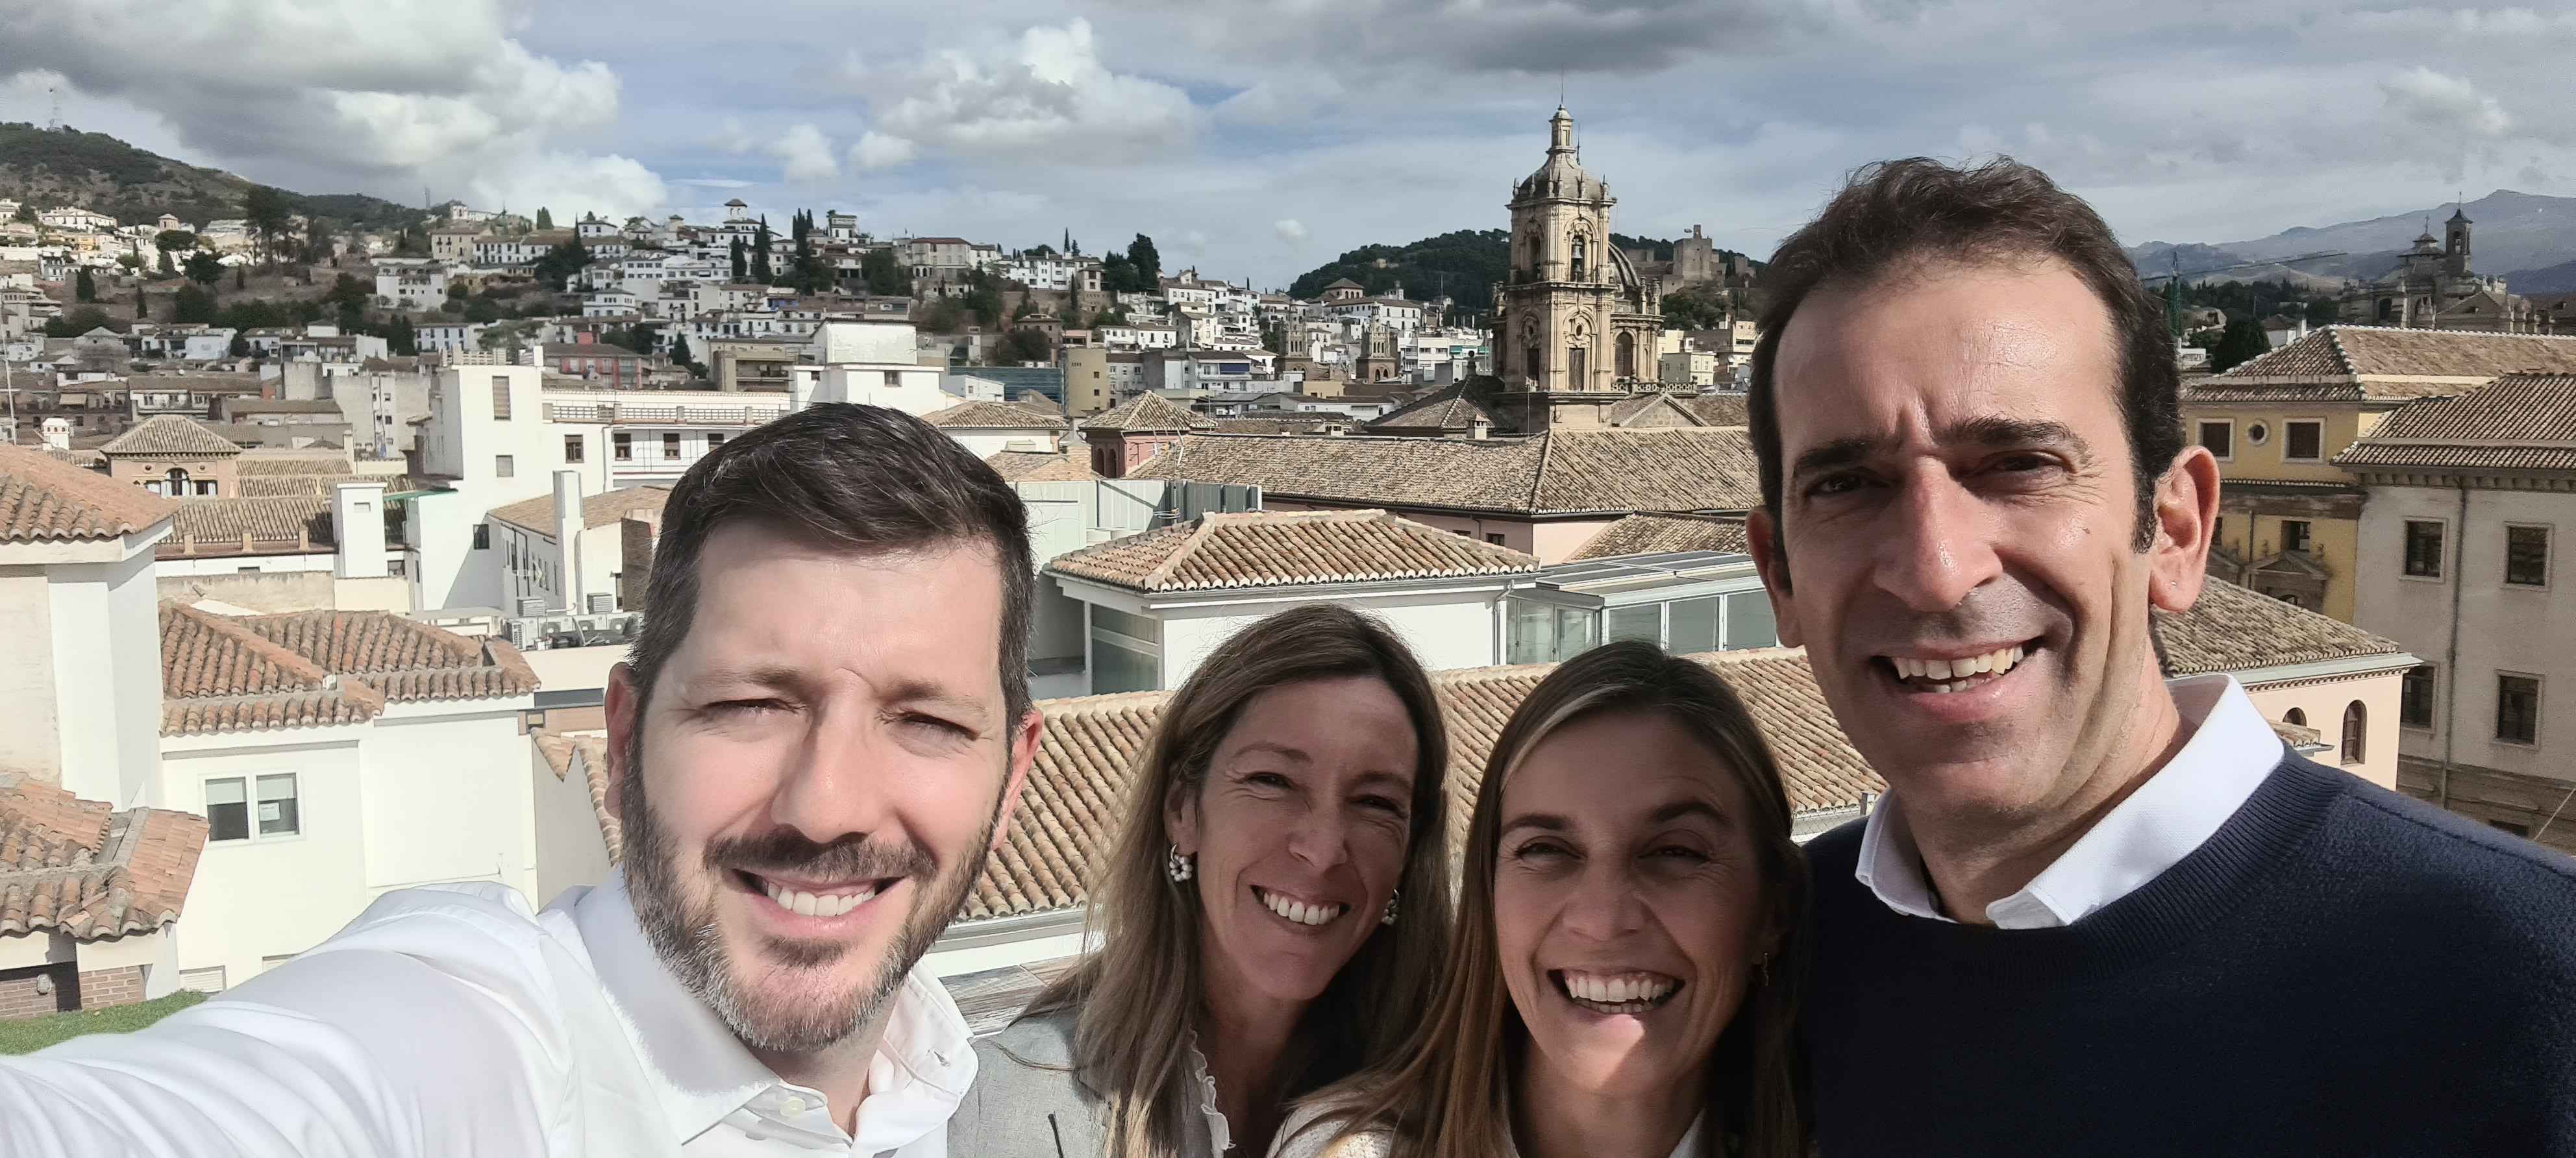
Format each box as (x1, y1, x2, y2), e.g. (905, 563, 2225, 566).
(1742, 156, 2576, 1155)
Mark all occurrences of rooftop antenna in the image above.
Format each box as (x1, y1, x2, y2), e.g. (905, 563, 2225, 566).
(45, 85, 60, 131)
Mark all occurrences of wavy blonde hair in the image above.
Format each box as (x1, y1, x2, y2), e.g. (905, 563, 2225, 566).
(1287, 641, 1813, 1158)
(1017, 604, 1457, 1157)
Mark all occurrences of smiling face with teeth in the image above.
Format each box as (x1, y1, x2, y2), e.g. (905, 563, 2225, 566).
(609, 527, 1039, 1059)
(1494, 709, 1774, 1105)
(1168, 676, 1420, 1011)
(1750, 258, 2218, 855)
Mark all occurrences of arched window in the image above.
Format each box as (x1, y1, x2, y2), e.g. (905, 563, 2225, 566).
(2283, 708, 2306, 727)
(2341, 701, 2366, 765)
(1570, 234, 1587, 281)
(1616, 331, 1637, 380)
(164, 467, 192, 498)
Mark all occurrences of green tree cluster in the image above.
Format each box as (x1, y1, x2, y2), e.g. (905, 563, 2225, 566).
(240, 185, 294, 266)
(42, 307, 118, 337)
(1660, 285, 1731, 331)
(74, 267, 96, 302)
(750, 218, 774, 284)
(172, 284, 217, 325)
(998, 326, 1052, 363)
(531, 238, 591, 290)
(859, 247, 908, 296)
(184, 251, 224, 286)
(2208, 315, 2273, 373)
(536, 207, 555, 231)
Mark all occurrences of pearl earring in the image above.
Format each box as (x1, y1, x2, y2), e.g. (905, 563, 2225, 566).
(1166, 843, 1195, 884)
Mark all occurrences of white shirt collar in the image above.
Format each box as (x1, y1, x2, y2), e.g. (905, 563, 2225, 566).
(1855, 674, 2285, 929)
(1505, 1110, 1709, 1158)
(567, 872, 976, 1150)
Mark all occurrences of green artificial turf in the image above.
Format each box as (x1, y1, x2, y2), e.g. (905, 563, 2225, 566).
(0, 990, 208, 1055)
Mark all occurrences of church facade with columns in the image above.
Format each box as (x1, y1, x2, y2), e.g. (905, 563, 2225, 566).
(1491, 106, 1666, 430)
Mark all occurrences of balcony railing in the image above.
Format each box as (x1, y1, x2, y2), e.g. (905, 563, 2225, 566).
(545, 402, 786, 426)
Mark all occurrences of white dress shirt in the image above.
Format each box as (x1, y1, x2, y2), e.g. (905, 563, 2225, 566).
(1854, 674, 2286, 928)
(0, 872, 974, 1157)
(1269, 1102, 1709, 1157)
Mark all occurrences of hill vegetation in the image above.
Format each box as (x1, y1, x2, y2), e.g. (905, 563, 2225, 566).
(0, 123, 418, 234)
(1288, 229, 1763, 315)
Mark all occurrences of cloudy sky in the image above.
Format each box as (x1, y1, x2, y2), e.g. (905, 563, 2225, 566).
(5, 1, 2571, 286)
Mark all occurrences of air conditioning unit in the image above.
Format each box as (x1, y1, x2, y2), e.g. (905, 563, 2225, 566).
(587, 593, 617, 614)
(504, 619, 534, 648)
(515, 597, 547, 617)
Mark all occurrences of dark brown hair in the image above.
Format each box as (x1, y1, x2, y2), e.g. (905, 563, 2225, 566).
(1290, 641, 1811, 1158)
(1024, 603, 1456, 1158)
(1748, 156, 2184, 567)
(625, 402, 1035, 727)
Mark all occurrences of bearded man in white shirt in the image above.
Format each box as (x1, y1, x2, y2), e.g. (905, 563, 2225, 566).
(0, 403, 1044, 1157)
(1750, 158, 2576, 1156)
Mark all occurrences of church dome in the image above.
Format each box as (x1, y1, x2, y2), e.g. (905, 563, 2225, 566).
(1517, 106, 1607, 201)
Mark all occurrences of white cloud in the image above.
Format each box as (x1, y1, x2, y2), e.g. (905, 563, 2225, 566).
(771, 122, 840, 183)
(2380, 67, 2512, 139)
(0, 0, 666, 216)
(864, 19, 1199, 165)
(852, 132, 919, 170)
(1274, 218, 1309, 243)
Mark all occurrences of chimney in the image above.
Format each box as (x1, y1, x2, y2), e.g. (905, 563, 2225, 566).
(332, 482, 390, 579)
(552, 469, 584, 613)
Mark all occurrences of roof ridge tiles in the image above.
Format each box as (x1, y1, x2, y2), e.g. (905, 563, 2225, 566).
(164, 601, 337, 691)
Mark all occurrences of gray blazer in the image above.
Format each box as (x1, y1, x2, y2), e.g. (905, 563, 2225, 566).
(950, 1007, 1228, 1157)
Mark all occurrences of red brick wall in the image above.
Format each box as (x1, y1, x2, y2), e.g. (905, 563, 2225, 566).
(77, 967, 145, 1009)
(0, 966, 73, 1020)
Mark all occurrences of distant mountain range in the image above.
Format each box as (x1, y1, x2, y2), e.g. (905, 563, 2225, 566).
(0, 123, 421, 234)
(1288, 230, 1762, 315)
(2127, 190, 2576, 295)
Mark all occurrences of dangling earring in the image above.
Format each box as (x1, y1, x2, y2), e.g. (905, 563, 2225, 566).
(1755, 953, 1772, 987)
(1166, 843, 1195, 884)
(1381, 889, 1400, 926)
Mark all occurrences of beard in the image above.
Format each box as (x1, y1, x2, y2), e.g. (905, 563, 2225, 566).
(621, 728, 1003, 1055)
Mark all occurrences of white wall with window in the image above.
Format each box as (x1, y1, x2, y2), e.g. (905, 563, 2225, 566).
(2355, 481, 2573, 786)
(1061, 576, 1522, 695)
(1504, 552, 1777, 667)
(159, 695, 542, 987)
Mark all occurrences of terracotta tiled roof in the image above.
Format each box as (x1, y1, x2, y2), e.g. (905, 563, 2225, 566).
(1605, 393, 1713, 428)
(921, 400, 1065, 429)
(1080, 392, 1213, 434)
(160, 603, 538, 735)
(1680, 393, 1750, 426)
(1208, 415, 1345, 435)
(236, 473, 415, 498)
(99, 415, 245, 457)
(1129, 429, 1761, 516)
(0, 442, 177, 543)
(984, 450, 1097, 483)
(2190, 326, 2576, 404)
(960, 648, 1881, 922)
(1568, 513, 1750, 561)
(167, 495, 334, 549)
(237, 455, 358, 476)
(1366, 381, 1501, 431)
(2156, 578, 2409, 677)
(536, 733, 620, 863)
(0, 772, 208, 942)
(1049, 510, 1539, 593)
(488, 486, 671, 537)
(2335, 373, 2576, 473)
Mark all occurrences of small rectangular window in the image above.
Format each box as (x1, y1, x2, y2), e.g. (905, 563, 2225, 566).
(205, 778, 249, 843)
(708, 433, 727, 449)
(2403, 521, 2445, 578)
(490, 378, 512, 419)
(2401, 664, 2436, 729)
(2498, 674, 2541, 745)
(2285, 420, 2323, 462)
(883, 371, 901, 388)
(2506, 524, 2550, 587)
(472, 523, 490, 550)
(2281, 520, 2311, 554)
(564, 434, 584, 463)
(662, 432, 681, 458)
(495, 454, 514, 478)
(613, 432, 632, 461)
(256, 774, 301, 837)
(2197, 420, 2233, 460)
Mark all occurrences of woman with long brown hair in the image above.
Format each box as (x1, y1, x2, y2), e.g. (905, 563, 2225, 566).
(1272, 641, 1811, 1158)
(951, 604, 1456, 1157)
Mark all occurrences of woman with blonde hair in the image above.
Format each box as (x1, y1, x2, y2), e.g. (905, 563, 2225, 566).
(1272, 641, 1811, 1158)
(951, 604, 1457, 1156)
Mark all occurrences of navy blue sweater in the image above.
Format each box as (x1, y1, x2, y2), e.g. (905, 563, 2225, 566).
(1803, 755, 2576, 1156)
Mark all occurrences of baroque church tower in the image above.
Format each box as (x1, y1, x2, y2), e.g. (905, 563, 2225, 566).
(1492, 107, 1664, 431)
